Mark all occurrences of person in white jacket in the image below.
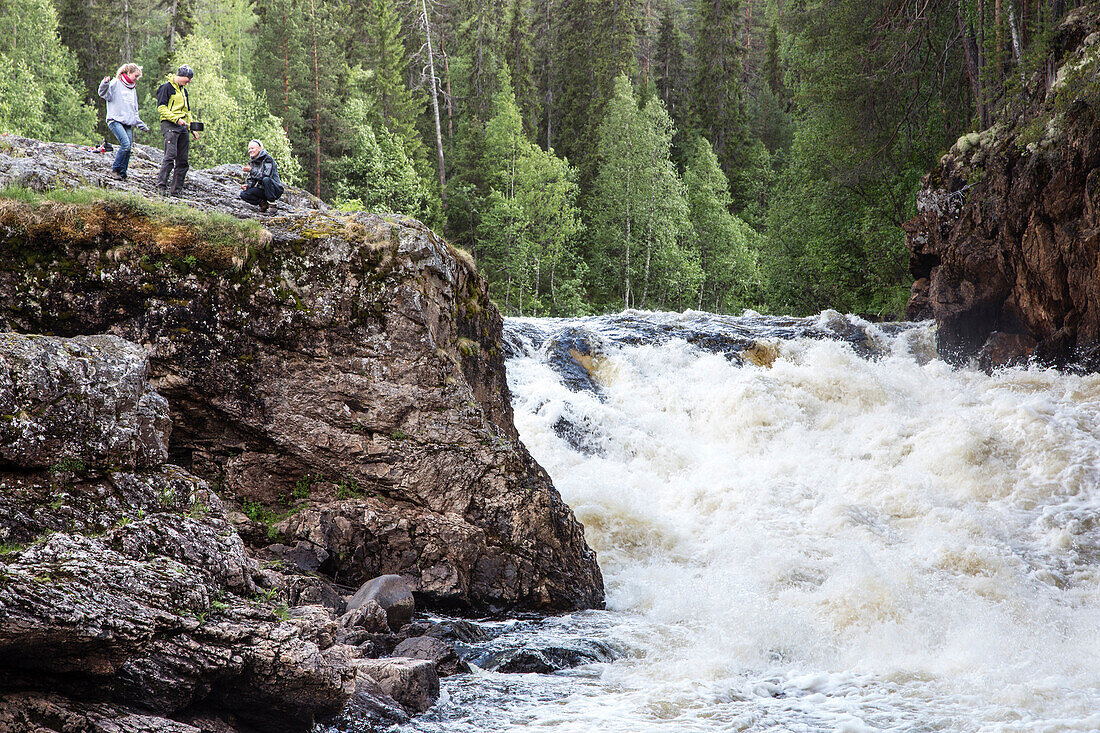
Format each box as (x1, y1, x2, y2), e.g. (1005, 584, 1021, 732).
(98, 63, 150, 180)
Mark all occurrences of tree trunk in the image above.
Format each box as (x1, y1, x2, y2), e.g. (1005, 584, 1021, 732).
(545, 0, 553, 150)
(957, 0, 989, 128)
(280, 3, 291, 134)
(167, 0, 179, 53)
(310, 0, 321, 198)
(475, 0, 486, 109)
(550, 260, 557, 308)
(1008, 2, 1025, 85)
(624, 134, 633, 310)
(123, 0, 133, 60)
(743, 0, 752, 53)
(440, 33, 455, 142)
(421, 0, 448, 202)
(641, 166, 656, 308)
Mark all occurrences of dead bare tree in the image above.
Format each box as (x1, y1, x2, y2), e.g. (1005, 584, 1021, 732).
(418, 0, 448, 204)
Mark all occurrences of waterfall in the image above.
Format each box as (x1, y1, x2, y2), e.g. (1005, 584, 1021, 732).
(404, 310, 1100, 733)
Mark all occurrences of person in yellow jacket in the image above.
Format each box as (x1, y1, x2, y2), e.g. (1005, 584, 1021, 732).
(155, 65, 199, 196)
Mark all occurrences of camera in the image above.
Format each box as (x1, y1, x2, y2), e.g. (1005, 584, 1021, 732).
(190, 121, 204, 131)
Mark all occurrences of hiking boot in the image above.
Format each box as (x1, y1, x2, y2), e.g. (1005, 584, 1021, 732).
(156, 185, 167, 196)
(109, 170, 124, 180)
(258, 200, 269, 212)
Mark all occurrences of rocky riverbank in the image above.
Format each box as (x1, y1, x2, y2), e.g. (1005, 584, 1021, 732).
(0, 135, 604, 731)
(905, 8, 1100, 372)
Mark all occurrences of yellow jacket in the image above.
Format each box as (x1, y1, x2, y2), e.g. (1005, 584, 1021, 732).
(155, 79, 192, 125)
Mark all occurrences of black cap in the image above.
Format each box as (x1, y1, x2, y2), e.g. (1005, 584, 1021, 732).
(177, 65, 194, 78)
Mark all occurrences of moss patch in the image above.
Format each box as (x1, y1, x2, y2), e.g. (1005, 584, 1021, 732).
(0, 186, 267, 270)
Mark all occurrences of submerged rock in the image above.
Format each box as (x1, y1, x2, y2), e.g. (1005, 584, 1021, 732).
(392, 635, 470, 677)
(470, 638, 620, 674)
(545, 327, 604, 394)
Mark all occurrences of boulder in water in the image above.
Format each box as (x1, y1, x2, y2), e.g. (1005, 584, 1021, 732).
(348, 575, 415, 631)
(352, 658, 439, 714)
(545, 327, 604, 394)
(392, 636, 469, 677)
(339, 599, 390, 634)
(468, 638, 620, 674)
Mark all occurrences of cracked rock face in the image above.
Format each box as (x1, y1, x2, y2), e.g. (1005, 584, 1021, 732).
(0, 135, 604, 613)
(0, 333, 171, 469)
(0, 333, 361, 732)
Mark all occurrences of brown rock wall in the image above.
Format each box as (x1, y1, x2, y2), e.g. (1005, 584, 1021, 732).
(905, 10, 1100, 370)
(0, 136, 603, 613)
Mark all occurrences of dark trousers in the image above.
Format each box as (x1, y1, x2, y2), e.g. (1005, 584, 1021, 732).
(239, 177, 283, 204)
(157, 121, 190, 194)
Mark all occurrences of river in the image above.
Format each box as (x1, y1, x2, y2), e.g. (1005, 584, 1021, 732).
(397, 309, 1100, 733)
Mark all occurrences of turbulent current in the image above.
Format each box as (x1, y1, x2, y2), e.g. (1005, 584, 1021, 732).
(399, 310, 1100, 733)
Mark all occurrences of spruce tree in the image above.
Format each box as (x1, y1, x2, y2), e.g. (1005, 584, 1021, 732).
(56, 0, 128, 105)
(157, 0, 198, 67)
(693, 0, 752, 210)
(361, 0, 421, 138)
(530, 0, 556, 150)
(252, 0, 308, 148)
(504, 0, 539, 137)
(654, 4, 690, 164)
(553, 0, 637, 185)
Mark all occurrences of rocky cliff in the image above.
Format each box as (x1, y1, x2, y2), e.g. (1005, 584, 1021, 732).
(0, 333, 362, 731)
(905, 9, 1100, 371)
(0, 134, 603, 728)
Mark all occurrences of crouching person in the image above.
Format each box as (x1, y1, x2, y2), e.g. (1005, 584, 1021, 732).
(239, 139, 284, 212)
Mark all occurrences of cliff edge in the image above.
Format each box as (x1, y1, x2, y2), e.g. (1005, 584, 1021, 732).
(0, 133, 604, 729)
(0, 134, 602, 614)
(905, 8, 1100, 371)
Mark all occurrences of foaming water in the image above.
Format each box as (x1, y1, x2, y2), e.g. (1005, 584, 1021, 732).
(401, 310, 1100, 733)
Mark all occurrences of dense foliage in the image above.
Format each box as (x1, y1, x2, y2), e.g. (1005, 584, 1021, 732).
(0, 0, 1088, 317)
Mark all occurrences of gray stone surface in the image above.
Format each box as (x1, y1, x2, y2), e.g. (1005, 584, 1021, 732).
(0, 333, 170, 469)
(352, 658, 439, 714)
(348, 574, 415, 630)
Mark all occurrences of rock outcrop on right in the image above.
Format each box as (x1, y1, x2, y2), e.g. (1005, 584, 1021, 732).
(905, 8, 1100, 371)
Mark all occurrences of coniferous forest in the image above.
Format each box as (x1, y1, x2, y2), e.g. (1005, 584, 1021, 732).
(0, 0, 1088, 318)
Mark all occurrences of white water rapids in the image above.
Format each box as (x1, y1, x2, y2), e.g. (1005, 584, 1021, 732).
(399, 310, 1100, 733)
